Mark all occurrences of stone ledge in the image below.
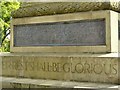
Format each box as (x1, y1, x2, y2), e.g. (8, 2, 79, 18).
(0, 52, 119, 57)
(12, 2, 120, 18)
(1, 77, 119, 89)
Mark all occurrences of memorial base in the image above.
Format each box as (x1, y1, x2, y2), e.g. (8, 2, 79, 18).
(0, 53, 119, 86)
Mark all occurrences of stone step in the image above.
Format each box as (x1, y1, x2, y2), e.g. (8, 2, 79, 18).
(0, 77, 119, 90)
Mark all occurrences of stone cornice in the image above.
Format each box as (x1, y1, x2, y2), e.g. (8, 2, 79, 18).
(12, 2, 120, 18)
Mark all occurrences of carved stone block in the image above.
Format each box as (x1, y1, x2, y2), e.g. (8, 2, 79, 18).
(12, 2, 120, 18)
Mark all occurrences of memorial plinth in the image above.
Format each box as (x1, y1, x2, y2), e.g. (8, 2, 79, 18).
(11, 10, 118, 53)
(1, 53, 119, 83)
(1, 1, 120, 89)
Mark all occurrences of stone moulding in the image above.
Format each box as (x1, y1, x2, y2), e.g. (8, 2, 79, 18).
(12, 2, 120, 18)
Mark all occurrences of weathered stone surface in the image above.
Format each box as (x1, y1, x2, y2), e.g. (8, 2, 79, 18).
(1, 77, 119, 89)
(1, 53, 119, 84)
(14, 19, 105, 47)
(12, 2, 120, 18)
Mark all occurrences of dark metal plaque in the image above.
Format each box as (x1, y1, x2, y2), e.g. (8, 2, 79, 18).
(118, 20, 120, 40)
(14, 19, 106, 47)
(118, 20, 120, 52)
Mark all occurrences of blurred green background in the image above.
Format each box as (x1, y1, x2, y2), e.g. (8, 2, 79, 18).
(0, 0, 20, 52)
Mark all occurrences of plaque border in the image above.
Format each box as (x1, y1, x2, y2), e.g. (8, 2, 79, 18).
(10, 10, 118, 53)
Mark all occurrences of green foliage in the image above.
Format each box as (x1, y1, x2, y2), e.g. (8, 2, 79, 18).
(0, 38, 10, 52)
(0, 0, 20, 52)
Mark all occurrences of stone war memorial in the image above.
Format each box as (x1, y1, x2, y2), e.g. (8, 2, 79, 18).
(0, 1, 120, 89)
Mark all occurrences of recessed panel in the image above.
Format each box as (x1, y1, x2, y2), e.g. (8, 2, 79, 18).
(118, 20, 120, 52)
(118, 20, 120, 40)
(14, 19, 106, 47)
